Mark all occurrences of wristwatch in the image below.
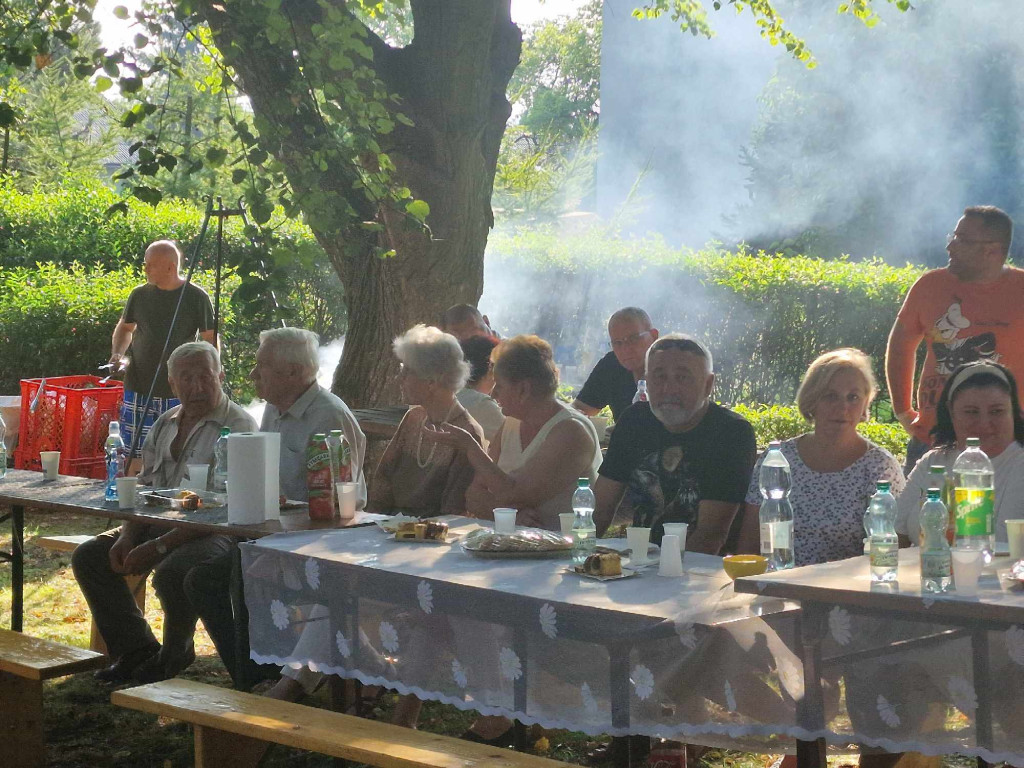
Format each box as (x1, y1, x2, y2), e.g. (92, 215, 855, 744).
(154, 539, 169, 556)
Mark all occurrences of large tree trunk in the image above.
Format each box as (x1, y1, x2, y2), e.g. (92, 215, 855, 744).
(200, 0, 521, 408)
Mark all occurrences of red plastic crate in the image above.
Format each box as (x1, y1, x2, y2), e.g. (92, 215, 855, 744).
(13, 376, 124, 478)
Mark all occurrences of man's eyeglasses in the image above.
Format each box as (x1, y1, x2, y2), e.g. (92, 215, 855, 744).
(611, 330, 651, 349)
(946, 232, 999, 246)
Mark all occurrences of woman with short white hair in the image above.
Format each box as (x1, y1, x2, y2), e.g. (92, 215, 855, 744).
(368, 325, 484, 516)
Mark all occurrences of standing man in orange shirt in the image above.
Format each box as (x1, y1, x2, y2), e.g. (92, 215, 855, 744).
(886, 206, 1024, 471)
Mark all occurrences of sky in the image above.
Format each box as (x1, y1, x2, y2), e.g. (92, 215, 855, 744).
(92, 0, 589, 50)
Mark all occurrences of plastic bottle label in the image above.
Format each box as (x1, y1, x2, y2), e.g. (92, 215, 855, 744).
(954, 488, 994, 536)
(760, 521, 791, 553)
(921, 552, 951, 579)
(870, 546, 898, 569)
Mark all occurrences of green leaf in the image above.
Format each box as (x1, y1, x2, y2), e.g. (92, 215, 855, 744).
(205, 147, 228, 167)
(119, 76, 143, 93)
(104, 202, 129, 217)
(133, 34, 149, 49)
(131, 186, 162, 205)
(113, 5, 130, 19)
(405, 199, 430, 222)
(232, 168, 248, 184)
(0, 102, 16, 128)
(95, 76, 113, 92)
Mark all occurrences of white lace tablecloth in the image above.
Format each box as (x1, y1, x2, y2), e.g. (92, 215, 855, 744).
(242, 517, 802, 747)
(737, 548, 1024, 764)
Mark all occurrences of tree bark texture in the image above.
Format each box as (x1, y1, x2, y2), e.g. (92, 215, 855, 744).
(199, 0, 521, 407)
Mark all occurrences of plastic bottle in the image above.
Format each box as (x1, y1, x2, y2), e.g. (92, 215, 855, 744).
(919, 487, 953, 593)
(865, 480, 899, 582)
(926, 464, 955, 545)
(758, 441, 795, 570)
(306, 433, 334, 520)
(212, 427, 230, 493)
(632, 379, 648, 405)
(104, 421, 127, 502)
(953, 437, 995, 560)
(571, 478, 597, 566)
(327, 429, 351, 483)
(0, 412, 7, 480)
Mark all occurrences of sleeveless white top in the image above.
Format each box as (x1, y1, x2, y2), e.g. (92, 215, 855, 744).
(497, 402, 602, 529)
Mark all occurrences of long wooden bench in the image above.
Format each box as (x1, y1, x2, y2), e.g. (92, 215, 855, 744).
(0, 628, 107, 768)
(114, 678, 575, 768)
(33, 534, 148, 654)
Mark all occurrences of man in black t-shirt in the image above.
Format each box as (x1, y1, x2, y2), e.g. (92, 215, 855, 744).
(594, 334, 755, 554)
(110, 240, 216, 456)
(573, 307, 659, 421)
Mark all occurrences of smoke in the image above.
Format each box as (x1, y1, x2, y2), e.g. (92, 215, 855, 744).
(594, 0, 1024, 263)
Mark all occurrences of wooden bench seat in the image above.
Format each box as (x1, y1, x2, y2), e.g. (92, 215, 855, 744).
(0, 628, 107, 768)
(32, 533, 148, 655)
(114, 678, 575, 768)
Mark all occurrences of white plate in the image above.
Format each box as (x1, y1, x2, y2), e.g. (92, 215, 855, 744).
(375, 514, 420, 533)
(565, 565, 639, 582)
(461, 544, 571, 560)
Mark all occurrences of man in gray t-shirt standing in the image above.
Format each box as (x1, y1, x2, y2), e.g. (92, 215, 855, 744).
(110, 240, 216, 456)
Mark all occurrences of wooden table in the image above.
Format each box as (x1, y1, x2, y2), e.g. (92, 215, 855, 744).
(0, 469, 382, 664)
(733, 549, 1024, 768)
(351, 406, 408, 440)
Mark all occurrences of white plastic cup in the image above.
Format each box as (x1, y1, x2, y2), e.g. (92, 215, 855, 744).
(662, 523, 688, 553)
(951, 548, 984, 596)
(184, 464, 210, 491)
(558, 512, 575, 537)
(626, 526, 652, 566)
(658, 534, 684, 577)
(40, 451, 60, 481)
(1006, 519, 1024, 561)
(335, 482, 358, 520)
(116, 476, 138, 509)
(493, 508, 517, 534)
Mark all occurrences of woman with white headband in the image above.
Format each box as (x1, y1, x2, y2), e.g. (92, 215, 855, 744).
(896, 360, 1024, 546)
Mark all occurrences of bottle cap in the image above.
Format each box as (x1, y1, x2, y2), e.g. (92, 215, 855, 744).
(928, 464, 945, 474)
(577, 478, 589, 488)
(329, 429, 344, 437)
(768, 440, 781, 449)
(926, 487, 941, 500)
(876, 480, 891, 492)
(966, 437, 981, 447)
(220, 427, 230, 436)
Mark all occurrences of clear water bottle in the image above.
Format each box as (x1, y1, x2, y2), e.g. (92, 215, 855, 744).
(0, 412, 7, 480)
(212, 427, 230, 492)
(919, 487, 953, 593)
(104, 421, 127, 502)
(571, 478, 597, 566)
(953, 437, 995, 560)
(865, 480, 899, 582)
(632, 379, 648, 405)
(927, 464, 955, 545)
(758, 441, 795, 570)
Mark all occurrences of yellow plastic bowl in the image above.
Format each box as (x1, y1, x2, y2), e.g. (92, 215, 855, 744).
(723, 554, 769, 580)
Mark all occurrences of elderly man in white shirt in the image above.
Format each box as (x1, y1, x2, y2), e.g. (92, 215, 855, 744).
(184, 327, 367, 687)
(72, 341, 256, 685)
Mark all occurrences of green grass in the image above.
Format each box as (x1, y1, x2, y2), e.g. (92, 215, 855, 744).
(0, 508, 971, 768)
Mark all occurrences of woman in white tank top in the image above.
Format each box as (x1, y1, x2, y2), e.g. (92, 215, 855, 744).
(424, 335, 601, 530)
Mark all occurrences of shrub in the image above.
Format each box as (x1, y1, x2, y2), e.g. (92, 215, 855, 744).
(0, 179, 347, 343)
(731, 403, 908, 459)
(0, 263, 258, 401)
(483, 226, 922, 408)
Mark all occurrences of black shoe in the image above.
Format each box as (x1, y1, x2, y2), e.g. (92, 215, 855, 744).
(94, 644, 160, 684)
(132, 646, 196, 684)
(460, 728, 515, 748)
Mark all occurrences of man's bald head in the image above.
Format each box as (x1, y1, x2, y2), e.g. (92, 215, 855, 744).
(144, 240, 184, 288)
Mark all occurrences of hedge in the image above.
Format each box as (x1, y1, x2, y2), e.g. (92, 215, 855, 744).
(0, 179, 347, 343)
(483, 226, 923, 407)
(0, 263, 258, 400)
